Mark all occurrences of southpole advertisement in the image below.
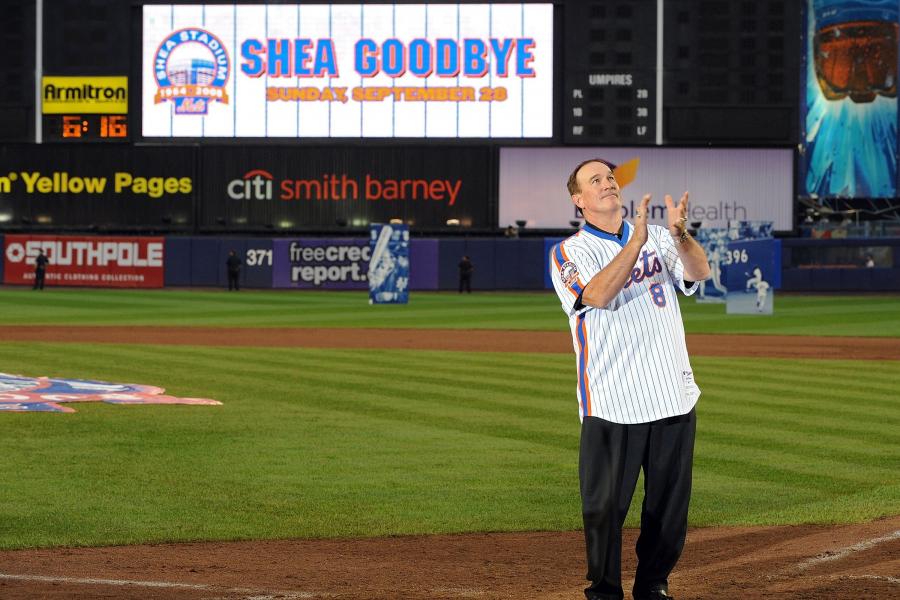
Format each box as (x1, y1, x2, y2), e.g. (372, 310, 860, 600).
(3, 235, 164, 288)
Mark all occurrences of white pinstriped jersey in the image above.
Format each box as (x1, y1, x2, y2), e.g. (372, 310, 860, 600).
(550, 221, 701, 424)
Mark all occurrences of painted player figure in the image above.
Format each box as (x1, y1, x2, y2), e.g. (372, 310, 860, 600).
(745, 266, 770, 312)
(698, 241, 728, 299)
(550, 159, 711, 600)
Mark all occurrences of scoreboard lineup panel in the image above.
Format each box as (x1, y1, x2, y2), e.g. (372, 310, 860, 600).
(563, 0, 659, 145)
(561, 0, 798, 146)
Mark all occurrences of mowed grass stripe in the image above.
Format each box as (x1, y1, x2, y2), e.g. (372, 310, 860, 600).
(2, 288, 900, 335)
(694, 453, 863, 495)
(699, 400, 900, 442)
(699, 381, 900, 424)
(698, 358, 900, 390)
(696, 439, 892, 490)
(700, 385, 900, 434)
(82, 342, 578, 418)
(697, 359, 900, 413)
(0, 289, 567, 330)
(93, 343, 575, 421)
(746, 483, 900, 525)
(679, 294, 900, 337)
(699, 423, 897, 465)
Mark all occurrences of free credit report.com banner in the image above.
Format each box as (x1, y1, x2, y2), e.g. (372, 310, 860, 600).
(142, 4, 553, 138)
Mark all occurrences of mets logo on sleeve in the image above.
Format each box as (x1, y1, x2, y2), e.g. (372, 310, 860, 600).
(560, 261, 579, 286)
(153, 28, 230, 115)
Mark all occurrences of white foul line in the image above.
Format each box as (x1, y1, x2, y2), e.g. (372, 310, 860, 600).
(838, 574, 900, 585)
(796, 529, 900, 570)
(0, 572, 320, 599)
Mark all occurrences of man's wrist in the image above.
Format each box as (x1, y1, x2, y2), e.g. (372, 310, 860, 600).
(671, 228, 690, 244)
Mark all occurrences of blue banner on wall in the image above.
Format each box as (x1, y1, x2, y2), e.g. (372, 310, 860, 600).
(272, 238, 370, 289)
(723, 239, 782, 291)
(724, 239, 781, 314)
(368, 224, 409, 304)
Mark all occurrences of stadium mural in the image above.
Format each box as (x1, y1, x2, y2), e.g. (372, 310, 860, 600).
(800, 0, 899, 198)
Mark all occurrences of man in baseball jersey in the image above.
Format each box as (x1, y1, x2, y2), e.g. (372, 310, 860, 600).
(550, 159, 711, 600)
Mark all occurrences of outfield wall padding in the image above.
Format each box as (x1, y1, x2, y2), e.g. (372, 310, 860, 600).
(5, 233, 898, 292)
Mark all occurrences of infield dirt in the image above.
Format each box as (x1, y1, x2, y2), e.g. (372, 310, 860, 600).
(1, 326, 897, 599)
(5, 326, 900, 360)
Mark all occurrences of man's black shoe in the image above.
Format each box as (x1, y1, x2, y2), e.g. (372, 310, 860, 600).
(633, 584, 674, 600)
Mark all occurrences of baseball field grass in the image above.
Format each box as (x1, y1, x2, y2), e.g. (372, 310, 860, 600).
(1, 288, 898, 550)
(0, 287, 898, 336)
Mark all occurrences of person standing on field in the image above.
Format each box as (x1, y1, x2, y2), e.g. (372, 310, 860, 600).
(458, 255, 474, 293)
(33, 249, 49, 290)
(226, 250, 242, 291)
(549, 158, 711, 600)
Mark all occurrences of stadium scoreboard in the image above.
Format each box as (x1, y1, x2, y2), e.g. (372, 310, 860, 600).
(563, 0, 658, 145)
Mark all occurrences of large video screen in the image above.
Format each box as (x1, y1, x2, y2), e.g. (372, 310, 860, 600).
(142, 4, 553, 138)
(499, 147, 794, 230)
(799, 0, 898, 198)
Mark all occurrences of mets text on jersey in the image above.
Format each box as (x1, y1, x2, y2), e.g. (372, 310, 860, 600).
(623, 250, 663, 289)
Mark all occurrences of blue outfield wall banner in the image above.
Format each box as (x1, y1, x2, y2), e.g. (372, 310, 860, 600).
(273, 238, 370, 289)
(368, 224, 410, 304)
(166, 236, 437, 290)
(270, 238, 438, 290)
(723, 239, 782, 291)
(164, 237, 273, 287)
(410, 240, 438, 291)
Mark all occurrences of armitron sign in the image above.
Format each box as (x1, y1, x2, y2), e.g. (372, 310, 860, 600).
(3, 235, 164, 288)
(42, 76, 128, 114)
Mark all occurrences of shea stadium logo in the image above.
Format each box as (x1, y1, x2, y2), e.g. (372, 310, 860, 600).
(0, 373, 221, 413)
(153, 28, 230, 115)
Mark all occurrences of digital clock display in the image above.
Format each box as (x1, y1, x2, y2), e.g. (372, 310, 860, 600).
(43, 114, 129, 142)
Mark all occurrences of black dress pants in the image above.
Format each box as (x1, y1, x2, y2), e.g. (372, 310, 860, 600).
(579, 409, 696, 600)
